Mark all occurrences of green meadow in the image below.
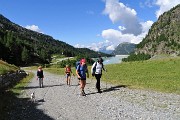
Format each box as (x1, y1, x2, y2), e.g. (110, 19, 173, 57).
(102, 58, 180, 94)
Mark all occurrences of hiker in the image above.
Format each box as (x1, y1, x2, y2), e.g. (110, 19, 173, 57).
(76, 58, 89, 96)
(91, 57, 106, 93)
(65, 64, 74, 86)
(37, 66, 44, 88)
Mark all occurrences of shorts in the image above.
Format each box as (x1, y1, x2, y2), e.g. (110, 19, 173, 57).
(80, 78, 86, 81)
(66, 73, 71, 78)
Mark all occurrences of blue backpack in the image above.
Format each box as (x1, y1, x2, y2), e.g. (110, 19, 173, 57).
(75, 61, 80, 69)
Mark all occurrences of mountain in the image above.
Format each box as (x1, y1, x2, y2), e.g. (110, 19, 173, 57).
(112, 42, 136, 55)
(136, 4, 180, 56)
(0, 14, 111, 65)
(98, 46, 114, 54)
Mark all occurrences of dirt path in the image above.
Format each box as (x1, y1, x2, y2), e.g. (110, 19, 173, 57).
(22, 70, 180, 120)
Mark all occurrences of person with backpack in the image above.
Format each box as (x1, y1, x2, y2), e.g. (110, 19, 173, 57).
(37, 66, 44, 88)
(91, 57, 106, 93)
(65, 64, 74, 86)
(76, 58, 89, 96)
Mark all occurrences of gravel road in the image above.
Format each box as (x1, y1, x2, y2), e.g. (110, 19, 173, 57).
(22, 70, 180, 120)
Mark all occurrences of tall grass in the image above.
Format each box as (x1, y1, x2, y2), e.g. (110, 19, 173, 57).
(102, 58, 180, 94)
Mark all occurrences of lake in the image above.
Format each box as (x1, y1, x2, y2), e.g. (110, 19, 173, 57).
(93, 55, 129, 65)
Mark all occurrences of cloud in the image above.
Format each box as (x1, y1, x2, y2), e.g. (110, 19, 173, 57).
(25, 25, 43, 33)
(101, 20, 153, 45)
(155, 0, 180, 18)
(103, 0, 142, 35)
(74, 44, 85, 48)
(106, 45, 115, 50)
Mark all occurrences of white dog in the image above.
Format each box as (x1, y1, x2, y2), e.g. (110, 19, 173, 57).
(31, 92, 36, 103)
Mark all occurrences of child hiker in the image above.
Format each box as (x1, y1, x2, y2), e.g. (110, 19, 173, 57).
(76, 58, 89, 96)
(37, 66, 44, 88)
(65, 64, 74, 86)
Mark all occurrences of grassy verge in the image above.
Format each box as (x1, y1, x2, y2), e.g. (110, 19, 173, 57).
(0, 60, 19, 75)
(102, 58, 180, 94)
(10, 72, 34, 94)
(0, 72, 34, 119)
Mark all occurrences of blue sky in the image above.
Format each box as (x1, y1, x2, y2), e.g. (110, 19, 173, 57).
(0, 0, 179, 51)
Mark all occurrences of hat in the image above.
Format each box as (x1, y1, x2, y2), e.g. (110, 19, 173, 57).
(80, 58, 86, 63)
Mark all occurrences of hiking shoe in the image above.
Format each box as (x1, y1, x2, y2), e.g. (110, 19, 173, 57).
(97, 90, 102, 93)
(82, 90, 86, 96)
(80, 90, 86, 96)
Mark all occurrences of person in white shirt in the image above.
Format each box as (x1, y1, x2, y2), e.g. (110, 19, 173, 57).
(91, 57, 106, 93)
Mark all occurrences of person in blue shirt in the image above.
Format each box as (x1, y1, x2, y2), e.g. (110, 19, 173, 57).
(76, 58, 89, 96)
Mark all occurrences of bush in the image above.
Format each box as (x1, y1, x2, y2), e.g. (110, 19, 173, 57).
(122, 53, 151, 62)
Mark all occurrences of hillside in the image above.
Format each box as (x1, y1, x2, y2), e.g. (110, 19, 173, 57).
(0, 14, 111, 66)
(136, 4, 180, 56)
(112, 42, 136, 55)
(0, 60, 19, 75)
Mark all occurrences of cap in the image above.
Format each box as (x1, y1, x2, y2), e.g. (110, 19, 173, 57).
(80, 58, 86, 63)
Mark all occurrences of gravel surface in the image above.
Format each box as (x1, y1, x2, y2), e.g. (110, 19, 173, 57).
(21, 70, 180, 120)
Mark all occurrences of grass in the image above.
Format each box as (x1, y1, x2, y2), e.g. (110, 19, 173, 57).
(0, 60, 19, 75)
(10, 72, 34, 94)
(0, 72, 34, 120)
(103, 58, 180, 94)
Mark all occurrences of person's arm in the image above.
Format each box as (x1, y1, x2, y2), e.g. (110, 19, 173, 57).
(102, 63, 106, 72)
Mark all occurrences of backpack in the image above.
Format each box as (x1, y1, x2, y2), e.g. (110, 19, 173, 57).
(92, 62, 104, 76)
(75, 61, 80, 69)
(76, 62, 88, 74)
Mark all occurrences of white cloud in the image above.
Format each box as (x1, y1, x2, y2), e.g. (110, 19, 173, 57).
(74, 44, 85, 48)
(106, 45, 115, 50)
(25, 25, 43, 33)
(140, 20, 154, 33)
(101, 20, 153, 45)
(155, 0, 180, 18)
(103, 0, 142, 35)
(118, 26, 126, 31)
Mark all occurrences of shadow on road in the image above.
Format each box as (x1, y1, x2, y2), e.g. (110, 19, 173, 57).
(0, 90, 53, 120)
(14, 84, 65, 90)
(103, 85, 127, 93)
(86, 85, 128, 96)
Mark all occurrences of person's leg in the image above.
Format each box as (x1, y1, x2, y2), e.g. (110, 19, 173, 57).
(95, 74, 102, 93)
(80, 79, 86, 96)
(38, 78, 41, 88)
(41, 78, 43, 88)
(68, 75, 71, 86)
(66, 74, 68, 85)
(82, 80, 86, 95)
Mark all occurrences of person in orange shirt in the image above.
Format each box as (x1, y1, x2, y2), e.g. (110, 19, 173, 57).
(65, 64, 74, 86)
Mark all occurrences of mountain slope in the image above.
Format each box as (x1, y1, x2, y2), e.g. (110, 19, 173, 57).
(112, 42, 136, 55)
(136, 4, 180, 56)
(0, 14, 111, 65)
